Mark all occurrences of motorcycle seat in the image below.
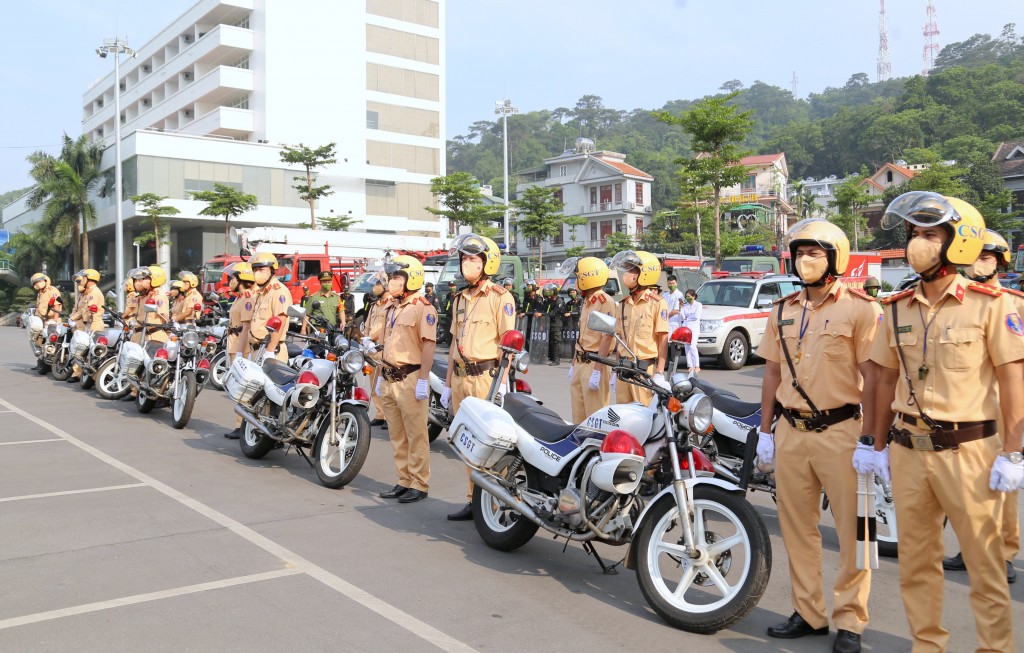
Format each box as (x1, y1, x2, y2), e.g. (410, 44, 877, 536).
(286, 342, 305, 359)
(707, 393, 761, 419)
(690, 378, 739, 400)
(262, 358, 299, 386)
(502, 393, 577, 443)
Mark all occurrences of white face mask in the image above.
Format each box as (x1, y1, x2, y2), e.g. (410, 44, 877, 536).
(387, 277, 406, 296)
(907, 237, 944, 274)
(795, 256, 828, 285)
(965, 257, 997, 280)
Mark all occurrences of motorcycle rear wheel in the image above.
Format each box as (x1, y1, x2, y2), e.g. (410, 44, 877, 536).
(136, 390, 156, 414)
(51, 349, 72, 381)
(313, 405, 371, 489)
(171, 372, 197, 429)
(36, 361, 50, 375)
(427, 390, 445, 442)
(634, 485, 771, 634)
(80, 368, 96, 390)
(240, 411, 275, 459)
(472, 454, 539, 551)
(209, 351, 229, 391)
(95, 358, 131, 400)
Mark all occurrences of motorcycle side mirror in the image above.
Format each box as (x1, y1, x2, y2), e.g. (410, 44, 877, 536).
(286, 305, 306, 319)
(587, 311, 617, 335)
(106, 290, 116, 299)
(756, 298, 773, 309)
(206, 292, 220, 302)
(670, 373, 693, 395)
(144, 300, 158, 313)
(312, 301, 322, 310)
(266, 316, 283, 333)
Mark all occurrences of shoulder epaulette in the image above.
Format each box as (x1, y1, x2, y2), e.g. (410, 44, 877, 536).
(881, 289, 914, 305)
(1003, 287, 1024, 299)
(490, 284, 508, 295)
(847, 287, 875, 301)
(967, 282, 1002, 297)
(776, 291, 799, 305)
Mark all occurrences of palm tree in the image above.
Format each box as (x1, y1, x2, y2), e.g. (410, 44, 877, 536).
(5, 227, 62, 281)
(26, 134, 105, 272)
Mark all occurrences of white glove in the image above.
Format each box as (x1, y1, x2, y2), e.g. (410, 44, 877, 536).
(756, 431, 775, 466)
(68, 319, 76, 328)
(989, 455, 1024, 492)
(361, 337, 374, 350)
(588, 370, 601, 391)
(375, 376, 382, 397)
(875, 447, 891, 484)
(652, 373, 670, 391)
(415, 379, 428, 401)
(852, 443, 876, 475)
(609, 374, 617, 395)
(440, 386, 451, 409)
(567, 365, 574, 381)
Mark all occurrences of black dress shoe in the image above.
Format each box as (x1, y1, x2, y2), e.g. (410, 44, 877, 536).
(767, 612, 829, 639)
(1008, 561, 1017, 584)
(67, 376, 81, 383)
(447, 502, 473, 521)
(224, 428, 241, 440)
(379, 485, 408, 499)
(943, 552, 966, 570)
(398, 489, 427, 503)
(370, 418, 386, 427)
(833, 630, 861, 653)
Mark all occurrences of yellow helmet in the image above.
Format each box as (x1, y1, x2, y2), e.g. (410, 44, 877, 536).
(610, 250, 661, 286)
(559, 256, 609, 292)
(385, 254, 425, 292)
(170, 280, 186, 292)
(232, 262, 255, 283)
(980, 230, 1011, 267)
(882, 191, 986, 266)
(148, 265, 167, 287)
(249, 252, 279, 271)
(450, 233, 501, 276)
(784, 218, 851, 276)
(177, 271, 199, 289)
(124, 277, 135, 294)
(74, 268, 101, 284)
(30, 272, 50, 288)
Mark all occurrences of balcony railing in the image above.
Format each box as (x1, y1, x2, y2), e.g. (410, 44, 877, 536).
(580, 201, 639, 214)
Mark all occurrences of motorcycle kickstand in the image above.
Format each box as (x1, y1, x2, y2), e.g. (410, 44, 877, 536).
(293, 444, 315, 469)
(581, 540, 621, 575)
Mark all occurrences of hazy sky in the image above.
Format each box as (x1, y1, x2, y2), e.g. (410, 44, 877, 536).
(0, 0, 1020, 194)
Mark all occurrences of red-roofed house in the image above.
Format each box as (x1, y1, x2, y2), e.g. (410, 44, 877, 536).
(858, 162, 920, 228)
(712, 152, 795, 240)
(515, 138, 653, 269)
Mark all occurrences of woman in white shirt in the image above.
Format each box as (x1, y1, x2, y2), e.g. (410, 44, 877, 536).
(679, 288, 702, 374)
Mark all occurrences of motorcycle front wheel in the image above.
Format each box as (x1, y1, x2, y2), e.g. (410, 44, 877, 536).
(136, 390, 156, 414)
(427, 390, 445, 442)
(240, 408, 275, 459)
(95, 358, 131, 400)
(634, 485, 771, 634)
(312, 405, 371, 489)
(51, 349, 72, 381)
(209, 351, 229, 391)
(171, 371, 197, 429)
(875, 476, 899, 558)
(472, 454, 539, 551)
(80, 366, 96, 390)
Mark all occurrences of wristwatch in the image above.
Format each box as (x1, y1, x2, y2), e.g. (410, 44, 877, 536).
(999, 451, 1024, 464)
(859, 435, 875, 447)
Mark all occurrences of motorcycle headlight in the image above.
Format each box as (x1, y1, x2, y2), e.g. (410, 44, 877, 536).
(700, 320, 722, 334)
(513, 350, 530, 373)
(670, 373, 692, 396)
(339, 350, 364, 375)
(181, 331, 200, 349)
(333, 334, 348, 349)
(682, 394, 713, 433)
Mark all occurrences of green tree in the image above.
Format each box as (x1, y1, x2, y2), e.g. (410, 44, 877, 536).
(603, 231, 634, 257)
(279, 142, 337, 228)
(564, 245, 586, 258)
(317, 213, 362, 231)
(130, 193, 179, 271)
(191, 183, 258, 253)
(829, 175, 872, 249)
(511, 185, 565, 268)
(653, 91, 755, 268)
(4, 228, 61, 282)
(427, 172, 505, 233)
(562, 214, 588, 252)
(25, 134, 104, 272)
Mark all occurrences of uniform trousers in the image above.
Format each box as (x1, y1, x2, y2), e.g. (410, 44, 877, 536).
(569, 359, 609, 424)
(451, 370, 495, 499)
(775, 418, 870, 634)
(380, 373, 430, 492)
(889, 432, 1012, 653)
(682, 320, 700, 369)
(615, 361, 654, 406)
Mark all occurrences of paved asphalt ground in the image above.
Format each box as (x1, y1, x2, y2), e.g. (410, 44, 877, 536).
(0, 327, 1020, 652)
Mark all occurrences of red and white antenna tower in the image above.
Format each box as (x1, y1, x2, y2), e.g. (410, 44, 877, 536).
(922, 0, 940, 75)
(877, 0, 892, 82)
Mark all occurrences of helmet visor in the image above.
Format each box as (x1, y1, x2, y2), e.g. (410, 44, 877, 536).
(609, 251, 642, 271)
(558, 257, 580, 276)
(128, 266, 151, 280)
(449, 234, 489, 257)
(881, 191, 960, 230)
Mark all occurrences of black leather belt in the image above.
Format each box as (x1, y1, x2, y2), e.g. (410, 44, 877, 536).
(454, 359, 498, 377)
(574, 349, 596, 363)
(891, 414, 996, 451)
(780, 404, 861, 432)
(382, 363, 421, 382)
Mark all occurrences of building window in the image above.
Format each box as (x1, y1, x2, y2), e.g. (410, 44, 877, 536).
(366, 63, 439, 101)
(600, 185, 612, 209)
(590, 187, 597, 210)
(590, 221, 598, 242)
(365, 101, 439, 137)
(741, 175, 756, 191)
(636, 218, 644, 236)
(229, 55, 250, 69)
(553, 229, 563, 246)
(886, 170, 893, 183)
(233, 14, 251, 29)
(559, 165, 567, 177)
(366, 0, 440, 28)
(614, 183, 622, 204)
(600, 220, 613, 243)
(367, 110, 379, 129)
(635, 182, 644, 205)
(615, 219, 624, 233)
(366, 140, 440, 175)
(226, 94, 250, 110)
(366, 24, 440, 65)
(553, 188, 563, 203)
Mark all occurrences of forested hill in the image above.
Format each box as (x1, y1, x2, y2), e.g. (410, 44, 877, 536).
(447, 25, 1024, 213)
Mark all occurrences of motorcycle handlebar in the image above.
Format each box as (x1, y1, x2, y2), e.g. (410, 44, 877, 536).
(583, 352, 620, 368)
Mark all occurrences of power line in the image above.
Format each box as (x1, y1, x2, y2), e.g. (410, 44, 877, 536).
(0, 144, 60, 149)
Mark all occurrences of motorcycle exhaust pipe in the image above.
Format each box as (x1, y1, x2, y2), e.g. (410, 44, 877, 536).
(233, 404, 275, 439)
(713, 462, 742, 485)
(736, 427, 759, 491)
(469, 470, 540, 523)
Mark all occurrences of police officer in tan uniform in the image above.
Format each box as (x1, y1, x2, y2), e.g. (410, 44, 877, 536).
(609, 250, 670, 403)
(171, 271, 203, 323)
(223, 263, 257, 439)
(372, 256, 437, 504)
(122, 277, 138, 324)
(756, 220, 882, 653)
(362, 272, 395, 428)
(169, 281, 187, 322)
(29, 273, 62, 370)
(943, 230, 1021, 583)
(242, 252, 291, 363)
(560, 257, 616, 423)
(68, 269, 105, 382)
(442, 234, 516, 521)
(868, 192, 1024, 653)
(122, 266, 170, 401)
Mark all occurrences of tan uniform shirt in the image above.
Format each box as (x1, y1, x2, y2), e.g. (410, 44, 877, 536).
(123, 292, 138, 322)
(450, 280, 516, 361)
(615, 288, 669, 361)
(870, 274, 1024, 423)
(378, 292, 437, 367)
(249, 279, 291, 340)
(133, 287, 170, 343)
(366, 296, 396, 344)
(173, 288, 204, 322)
(228, 289, 256, 355)
(757, 283, 882, 411)
(70, 286, 105, 331)
(35, 287, 62, 320)
(577, 290, 616, 353)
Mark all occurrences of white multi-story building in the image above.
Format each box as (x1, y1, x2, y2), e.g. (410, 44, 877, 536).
(4, 0, 446, 275)
(515, 138, 653, 271)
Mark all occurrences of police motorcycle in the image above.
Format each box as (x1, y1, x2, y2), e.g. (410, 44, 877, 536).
(426, 353, 533, 443)
(688, 374, 900, 557)
(199, 295, 232, 391)
(448, 311, 771, 633)
(118, 299, 212, 429)
(226, 306, 372, 489)
(78, 293, 133, 396)
(44, 318, 77, 381)
(27, 302, 63, 376)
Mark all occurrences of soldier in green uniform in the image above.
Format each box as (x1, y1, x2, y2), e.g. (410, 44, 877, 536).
(301, 271, 343, 334)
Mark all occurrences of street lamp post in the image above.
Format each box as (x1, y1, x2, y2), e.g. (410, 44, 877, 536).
(494, 99, 518, 250)
(96, 37, 136, 310)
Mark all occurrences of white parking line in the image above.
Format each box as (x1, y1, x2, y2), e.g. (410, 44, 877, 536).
(0, 568, 303, 630)
(0, 438, 65, 446)
(0, 397, 478, 653)
(0, 483, 146, 503)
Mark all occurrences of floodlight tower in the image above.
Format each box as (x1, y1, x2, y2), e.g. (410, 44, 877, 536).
(877, 0, 892, 82)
